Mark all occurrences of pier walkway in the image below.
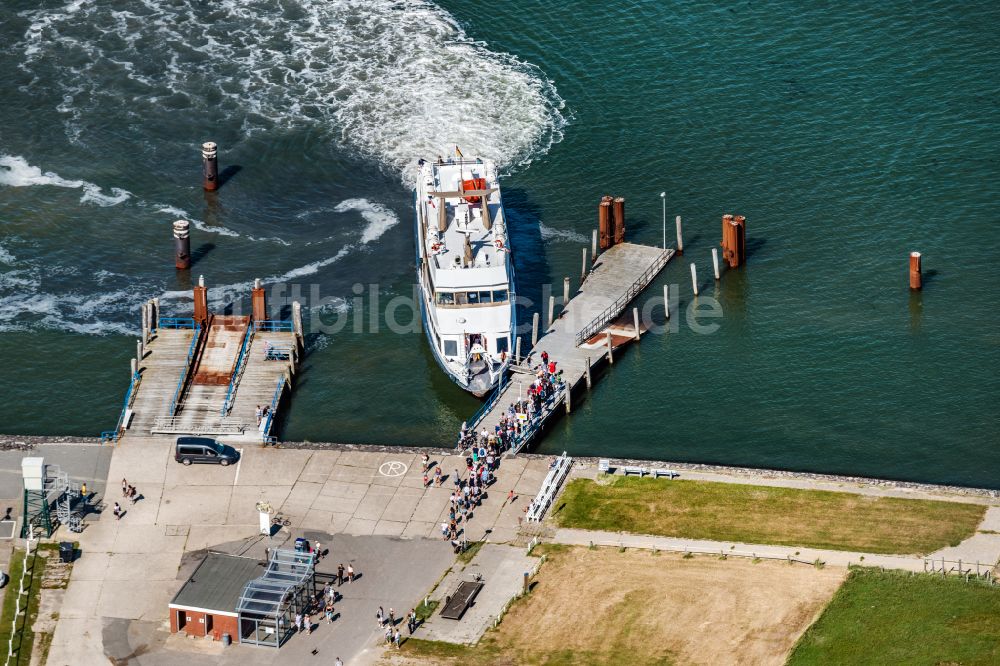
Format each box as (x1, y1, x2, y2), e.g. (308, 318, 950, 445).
(466, 242, 673, 451)
(106, 280, 302, 444)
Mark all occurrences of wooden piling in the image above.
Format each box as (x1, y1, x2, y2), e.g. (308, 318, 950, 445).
(613, 197, 626, 244)
(585, 357, 592, 388)
(663, 284, 670, 320)
(547, 296, 554, 329)
(591, 229, 598, 262)
(292, 300, 303, 348)
(581, 248, 588, 282)
(141, 303, 149, 344)
(130, 358, 138, 378)
(675, 215, 684, 255)
(909, 252, 922, 290)
(565, 382, 572, 414)
(151, 298, 159, 330)
(136, 339, 143, 363)
(712, 248, 720, 280)
(563, 277, 570, 307)
(202, 142, 219, 191)
(532, 312, 540, 347)
(173, 220, 191, 270)
(632, 307, 640, 341)
(606, 331, 613, 364)
(690, 263, 699, 296)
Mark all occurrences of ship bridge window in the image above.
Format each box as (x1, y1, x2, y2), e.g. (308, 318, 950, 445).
(435, 292, 455, 305)
(495, 337, 508, 354)
(491, 289, 508, 303)
(478, 291, 492, 304)
(468, 291, 480, 305)
(443, 339, 458, 357)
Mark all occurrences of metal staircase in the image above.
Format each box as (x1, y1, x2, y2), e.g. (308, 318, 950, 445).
(21, 463, 83, 538)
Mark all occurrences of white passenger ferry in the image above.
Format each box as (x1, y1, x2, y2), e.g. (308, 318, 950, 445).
(414, 153, 515, 397)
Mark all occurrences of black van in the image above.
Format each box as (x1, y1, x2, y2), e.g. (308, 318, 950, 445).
(175, 437, 240, 466)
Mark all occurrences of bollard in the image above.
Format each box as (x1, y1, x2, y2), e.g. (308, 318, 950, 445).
(591, 229, 598, 262)
(675, 215, 683, 255)
(563, 277, 570, 307)
(585, 357, 592, 388)
(523, 572, 529, 595)
(632, 307, 640, 341)
(548, 295, 555, 328)
(136, 339, 143, 364)
(606, 331, 613, 364)
(909, 252, 922, 290)
(690, 263, 699, 296)
(712, 248, 720, 280)
(130, 358, 138, 378)
(599, 199, 612, 249)
(202, 141, 219, 191)
(515, 336, 522, 365)
(173, 220, 191, 270)
(531, 312, 539, 347)
(581, 248, 588, 282)
(193, 275, 208, 324)
(663, 284, 670, 320)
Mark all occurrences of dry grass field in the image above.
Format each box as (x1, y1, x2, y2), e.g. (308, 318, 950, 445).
(387, 545, 846, 666)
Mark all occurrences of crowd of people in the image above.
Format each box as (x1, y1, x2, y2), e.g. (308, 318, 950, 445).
(458, 350, 566, 455)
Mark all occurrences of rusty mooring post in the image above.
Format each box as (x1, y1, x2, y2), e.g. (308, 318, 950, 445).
(598, 200, 612, 250)
(202, 142, 218, 191)
(613, 197, 626, 244)
(193, 275, 208, 324)
(173, 220, 191, 270)
(721, 214, 746, 268)
(251, 278, 267, 322)
(909, 252, 922, 290)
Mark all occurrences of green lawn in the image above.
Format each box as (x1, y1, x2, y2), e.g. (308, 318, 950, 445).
(555, 477, 984, 554)
(0, 547, 48, 666)
(788, 568, 1000, 665)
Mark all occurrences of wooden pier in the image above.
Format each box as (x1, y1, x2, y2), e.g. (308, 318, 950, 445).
(466, 242, 674, 450)
(105, 280, 302, 445)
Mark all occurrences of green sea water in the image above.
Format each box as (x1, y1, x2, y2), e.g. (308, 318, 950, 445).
(1, 0, 998, 488)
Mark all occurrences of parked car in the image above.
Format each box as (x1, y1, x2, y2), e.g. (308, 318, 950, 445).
(174, 437, 239, 466)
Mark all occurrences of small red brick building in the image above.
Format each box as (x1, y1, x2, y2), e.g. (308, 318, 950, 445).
(169, 553, 263, 642)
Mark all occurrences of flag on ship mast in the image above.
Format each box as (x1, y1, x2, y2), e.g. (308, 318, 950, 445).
(455, 146, 463, 158)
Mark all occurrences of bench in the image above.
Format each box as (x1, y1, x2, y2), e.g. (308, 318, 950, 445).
(651, 468, 679, 479)
(622, 466, 646, 477)
(597, 459, 610, 474)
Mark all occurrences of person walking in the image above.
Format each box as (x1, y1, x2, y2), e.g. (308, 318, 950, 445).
(388, 608, 395, 626)
(80, 483, 87, 499)
(113, 502, 122, 520)
(313, 540, 322, 561)
(335, 659, 343, 666)
(348, 564, 355, 583)
(408, 608, 417, 634)
(325, 601, 334, 623)
(294, 612, 303, 633)
(337, 563, 344, 586)
(128, 486, 138, 505)
(304, 612, 312, 635)
(376, 606, 384, 628)
(121, 478, 128, 497)
(394, 628, 401, 649)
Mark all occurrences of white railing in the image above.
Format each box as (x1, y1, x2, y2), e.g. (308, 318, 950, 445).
(525, 452, 572, 522)
(6, 535, 35, 665)
(152, 416, 249, 435)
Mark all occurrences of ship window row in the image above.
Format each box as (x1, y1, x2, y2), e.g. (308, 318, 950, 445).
(435, 289, 508, 306)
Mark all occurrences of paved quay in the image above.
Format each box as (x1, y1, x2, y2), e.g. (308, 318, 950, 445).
(42, 435, 556, 666)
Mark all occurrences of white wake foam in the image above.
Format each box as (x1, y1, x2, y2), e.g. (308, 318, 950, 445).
(0, 155, 132, 206)
(334, 198, 400, 245)
(15, 0, 566, 183)
(539, 223, 590, 244)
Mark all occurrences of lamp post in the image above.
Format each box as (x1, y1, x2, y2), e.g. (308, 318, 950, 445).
(659, 192, 666, 249)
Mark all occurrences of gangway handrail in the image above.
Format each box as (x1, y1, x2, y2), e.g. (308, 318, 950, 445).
(574, 249, 670, 346)
(158, 317, 197, 330)
(168, 324, 202, 417)
(100, 369, 141, 444)
(220, 325, 255, 417)
(460, 370, 507, 443)
(254, 320, 294, 332)
(261, 376, 286, 441)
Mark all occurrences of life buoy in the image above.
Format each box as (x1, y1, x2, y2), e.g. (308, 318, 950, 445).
(494, 238, 504, 250)
(431, 242, 443, 252)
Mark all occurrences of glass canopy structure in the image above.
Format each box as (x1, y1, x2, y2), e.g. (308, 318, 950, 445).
(236, 548, 315, 647)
